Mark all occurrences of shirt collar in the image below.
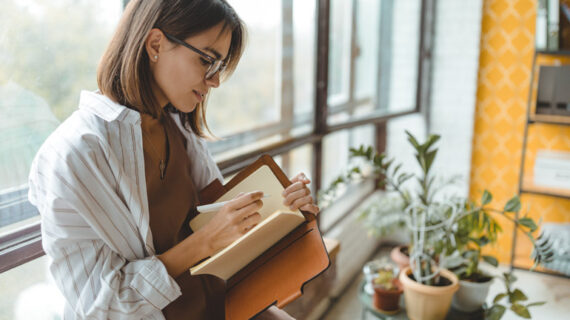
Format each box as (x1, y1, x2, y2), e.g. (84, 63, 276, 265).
(78, 90, 141, 124)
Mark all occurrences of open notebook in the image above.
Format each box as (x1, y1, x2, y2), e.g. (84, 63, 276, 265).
(189, 155, 330, 319)
(189, 164, 305, 281)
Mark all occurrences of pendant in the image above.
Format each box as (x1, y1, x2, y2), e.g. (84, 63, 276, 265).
(159, 160, 166, 180)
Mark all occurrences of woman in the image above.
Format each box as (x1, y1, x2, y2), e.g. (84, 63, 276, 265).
(28, 0, 319, 319)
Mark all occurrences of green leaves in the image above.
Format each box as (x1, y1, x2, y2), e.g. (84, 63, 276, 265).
(486, 273, 544, 320)
(486, 304, 506, 320)
(510, 303, 531, 319)
(532, 232, 555, 266)
(504, 272, 517, 287)
(482, 255, 498, 267)
(493, 293, 507, 303)
(504, 195, 521, 213)
(424, 149, 438, 174)
(517, 217, 537, 232)
(526, 301, 546, 307)
(509, 289, 528, 303)
(482, 190, 493, 205)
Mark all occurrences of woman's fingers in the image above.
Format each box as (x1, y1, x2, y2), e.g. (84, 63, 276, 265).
(291, 172, 310, 184)
(283, 186, 310, 207)
(227, 191, 264, 210)
(284, 181, 305, 193)
(239, 212, 262, 233)
(300, 203, 320, 215)
(233, 199, 263, 221)
(290, 194, 313, 210)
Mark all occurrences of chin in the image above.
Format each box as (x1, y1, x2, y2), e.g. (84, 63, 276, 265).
(171, 102, 198, 114)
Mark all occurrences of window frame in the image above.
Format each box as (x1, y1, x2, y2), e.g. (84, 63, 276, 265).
(0, 0, 435, 273)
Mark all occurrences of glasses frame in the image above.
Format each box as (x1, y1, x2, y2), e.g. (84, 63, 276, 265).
(162, 31, 227, 80)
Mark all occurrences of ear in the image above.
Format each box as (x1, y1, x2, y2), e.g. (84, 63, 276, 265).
(145, 28, 164, 62)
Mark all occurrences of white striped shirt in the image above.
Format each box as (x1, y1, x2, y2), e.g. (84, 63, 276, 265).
(28, 91, 223, 319)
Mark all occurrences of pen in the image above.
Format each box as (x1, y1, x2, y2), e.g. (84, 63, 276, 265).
(196, 194, 271, 213)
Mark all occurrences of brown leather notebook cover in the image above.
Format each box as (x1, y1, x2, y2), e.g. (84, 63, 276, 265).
(197, 155, 331, 320)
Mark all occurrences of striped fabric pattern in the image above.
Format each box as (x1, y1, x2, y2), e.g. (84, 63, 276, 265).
(28, 91, 223, 319)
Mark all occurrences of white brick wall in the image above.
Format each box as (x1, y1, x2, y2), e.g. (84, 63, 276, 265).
(388, 0, 483, 198)
(428, 0, 483, 197)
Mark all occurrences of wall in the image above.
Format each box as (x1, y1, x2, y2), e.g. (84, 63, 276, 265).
(470, 0, 570, 268)
(429, 0, 483, 198)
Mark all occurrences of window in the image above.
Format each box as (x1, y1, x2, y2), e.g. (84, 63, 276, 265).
(0, 0, 122, 238)
(1, 0, 434, 301)
(207, 0, 317, 162)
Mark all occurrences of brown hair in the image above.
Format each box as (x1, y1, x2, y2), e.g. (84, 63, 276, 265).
(97, 0, 245, 137)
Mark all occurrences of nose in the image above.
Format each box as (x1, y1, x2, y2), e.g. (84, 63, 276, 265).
(205, 72, 220, 88)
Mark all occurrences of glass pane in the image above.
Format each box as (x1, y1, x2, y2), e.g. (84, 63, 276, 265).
(293, 0, 316, 125)
(386, 113, 426, 179)
(207, 0, 317, 160)
(354, 0, 381, 101)
(387, 0, 421, 112)
(207, 0, 280, 138)
(0, 0, 122, 233)
(328, 0, 352, 104)
(0, 256, 64, 320)
(320, 125, 376, 230)
(327, 0, 420, 126)
(274, 144, 313, 186)
(328, 99, 376, 127)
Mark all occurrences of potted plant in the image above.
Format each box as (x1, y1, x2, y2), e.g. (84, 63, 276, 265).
(371, 266, 403, 313)
(319, 131, 554, 319)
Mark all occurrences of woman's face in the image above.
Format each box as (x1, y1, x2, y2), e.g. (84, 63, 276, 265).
(147, 23, 232, 113)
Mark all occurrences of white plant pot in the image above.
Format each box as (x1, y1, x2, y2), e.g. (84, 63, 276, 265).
(451, 278, 493, 312)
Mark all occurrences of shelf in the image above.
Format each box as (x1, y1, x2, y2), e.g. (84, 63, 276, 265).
(520, 178, 570, 199)
(535, 50, 570, 56)
(512, 254, 569, 278)
(530, 114, 570, 125)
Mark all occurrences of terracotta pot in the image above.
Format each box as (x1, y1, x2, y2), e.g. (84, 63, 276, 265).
(451, 278, 493, 312)
(399, 266, 459, 320)
(372, 279, 403, 312)
(390, 245, 410, 271)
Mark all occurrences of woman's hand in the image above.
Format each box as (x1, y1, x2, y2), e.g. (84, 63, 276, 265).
(201, 191, 264, 255)
(282, 173, 319, 215)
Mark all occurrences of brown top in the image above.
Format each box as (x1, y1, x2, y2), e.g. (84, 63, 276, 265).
(141, 113, 225, 320)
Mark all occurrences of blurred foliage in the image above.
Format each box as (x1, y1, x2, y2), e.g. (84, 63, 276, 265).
(0, 0, 115, 120)
(0, 0, 117, 189)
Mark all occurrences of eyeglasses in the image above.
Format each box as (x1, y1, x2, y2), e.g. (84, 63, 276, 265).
(162, 32, 227, 80)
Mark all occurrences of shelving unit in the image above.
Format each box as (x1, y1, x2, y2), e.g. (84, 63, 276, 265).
(514, 51, 570, 277)
(518, 52, 570, 199)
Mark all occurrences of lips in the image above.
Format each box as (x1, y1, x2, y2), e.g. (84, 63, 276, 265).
(193, 90, 205, 103)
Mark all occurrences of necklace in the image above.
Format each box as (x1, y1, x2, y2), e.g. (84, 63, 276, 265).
(142, 120, 170, 180)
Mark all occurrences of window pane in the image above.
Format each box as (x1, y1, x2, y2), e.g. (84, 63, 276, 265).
(320, 125, 376, 230)
(328, 0, 352, 104)
(0, 0, 122, 233)
(354, 0, 381, 100)
(293, 0, 316, 126)
(0, 256, 64, 319)
(387, 0, 421, 112)
(327, 0, 421, 126)
(207, 0, 280, 138)
(274, 144, 313, 186)
(208, 0, 317, 161)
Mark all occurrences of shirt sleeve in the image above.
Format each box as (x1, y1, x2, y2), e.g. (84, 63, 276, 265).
(28, 130, 181, 319)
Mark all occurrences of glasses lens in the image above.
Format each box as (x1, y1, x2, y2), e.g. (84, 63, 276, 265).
(205, 60, 225, 79)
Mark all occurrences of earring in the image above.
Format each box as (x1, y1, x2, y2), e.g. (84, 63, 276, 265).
(154, 55, 158, 60)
